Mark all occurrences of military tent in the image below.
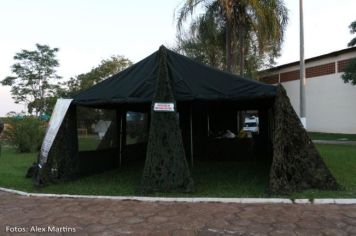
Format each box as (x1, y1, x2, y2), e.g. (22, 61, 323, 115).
(32, 46, 339, 194)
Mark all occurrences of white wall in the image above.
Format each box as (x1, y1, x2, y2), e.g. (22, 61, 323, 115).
(282, 72, 356, 134)
(281, 80, 300, 116)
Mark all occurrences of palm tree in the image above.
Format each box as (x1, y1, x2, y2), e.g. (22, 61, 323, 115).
(176, 2, 226, 69)
(176, 0, 288, 75)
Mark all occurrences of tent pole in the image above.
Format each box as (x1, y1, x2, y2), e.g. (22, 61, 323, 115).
(121, 110, 127, 165)
(115, 109, 120, 168)
(237, 111, 239, 133)
(119, 111, 123, 168)
(69, 105, 79, 162)
(207, 112, 210, 136)
(190, 105, 194, 167)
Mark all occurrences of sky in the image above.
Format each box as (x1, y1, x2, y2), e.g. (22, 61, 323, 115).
(0, 0, 355, 116)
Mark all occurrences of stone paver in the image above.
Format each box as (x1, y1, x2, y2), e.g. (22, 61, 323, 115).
(1, 191, 356, 235)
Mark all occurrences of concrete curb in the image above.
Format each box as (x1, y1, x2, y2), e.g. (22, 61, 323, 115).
(1, 187, 356, 204)
(0, 187, 30, 196)
(313, 199, 356, 204)
(294, 199, 311, 204)
(313, 140, 356, 145)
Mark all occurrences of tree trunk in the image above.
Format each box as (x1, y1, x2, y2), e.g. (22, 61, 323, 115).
(238, 20, 245, 76)
(237, 9, 246, 130)
(225, 18, 232, 72)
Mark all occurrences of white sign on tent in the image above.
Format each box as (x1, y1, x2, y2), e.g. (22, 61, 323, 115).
(153, 102, 175, 112)
(39, 99, 73, 166)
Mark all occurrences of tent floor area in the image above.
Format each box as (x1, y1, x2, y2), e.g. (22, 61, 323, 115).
(42, 159, 271, 197)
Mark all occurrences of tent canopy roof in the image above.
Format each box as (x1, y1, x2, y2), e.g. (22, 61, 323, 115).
(73, 46, 276, 107)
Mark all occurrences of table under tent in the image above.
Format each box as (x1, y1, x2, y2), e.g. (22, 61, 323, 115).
(33, 46, 339, 194)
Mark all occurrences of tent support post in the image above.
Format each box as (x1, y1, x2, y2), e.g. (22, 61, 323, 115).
(236, 111, 240, 133)
(190, 105, 194, 167)
(68, 105, 79, 164)
(118, 110, 123, 168)
(121, 110, 127, 164)
(207, 112, 210, 136)
(147, 111, 151, 133)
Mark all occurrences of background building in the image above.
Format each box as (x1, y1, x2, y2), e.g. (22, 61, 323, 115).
(260, 47, 356, 134)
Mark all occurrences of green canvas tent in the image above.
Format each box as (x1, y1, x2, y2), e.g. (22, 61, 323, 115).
(32, 46, 339, 194)
(73, 47, 276, 106)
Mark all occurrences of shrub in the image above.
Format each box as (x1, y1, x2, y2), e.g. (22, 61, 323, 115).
(341, 58, 356, 85)
(4, 116, 46, 153)
(0, 119, 3, 156)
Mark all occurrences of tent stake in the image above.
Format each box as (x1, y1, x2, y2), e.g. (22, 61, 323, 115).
(190, 105, 194, 167)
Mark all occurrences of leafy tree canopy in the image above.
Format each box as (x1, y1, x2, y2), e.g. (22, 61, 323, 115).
(176, 0, 288, 78)
(347, 20, 356, 47)
(60, 55, 132, 97)
(58, 55, 133, 130)
(342, 20, 356, 85)
(342, 58, 356, 85)
(1, 44, 61, 115)
(175, 2, 226, 71)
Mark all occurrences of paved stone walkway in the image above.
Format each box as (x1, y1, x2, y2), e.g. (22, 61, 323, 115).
(1, 191, 356, 235)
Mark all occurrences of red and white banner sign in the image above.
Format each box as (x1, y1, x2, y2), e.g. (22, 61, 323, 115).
(153, 102, 175, 112)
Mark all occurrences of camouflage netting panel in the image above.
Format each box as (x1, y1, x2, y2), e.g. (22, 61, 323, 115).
(140, 46, 194, 193)
(35, 106, 78, 186)
(269, 84, 339, 194)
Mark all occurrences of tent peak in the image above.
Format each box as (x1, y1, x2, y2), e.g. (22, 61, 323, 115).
(159, 45, 167, 51)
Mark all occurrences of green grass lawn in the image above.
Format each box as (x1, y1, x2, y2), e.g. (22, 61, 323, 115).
(0, 144, 355, 198)
(291, 144, 356, 199)
(0, 146, 37, 192)
(308, 132, 356, 141)
(78, 135, 101, 151)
